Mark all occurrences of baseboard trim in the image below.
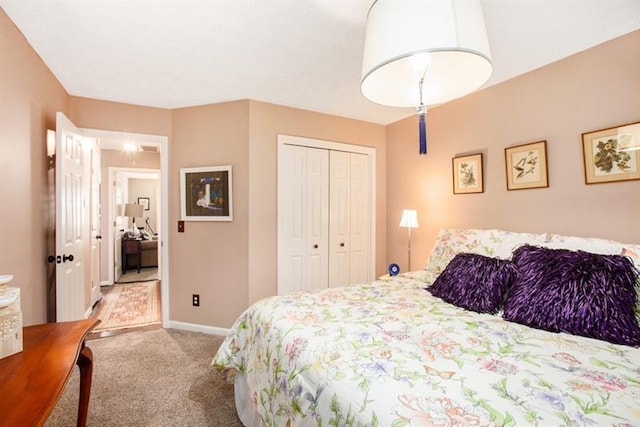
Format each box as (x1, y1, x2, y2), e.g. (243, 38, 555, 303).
(168, 320, 230, 337)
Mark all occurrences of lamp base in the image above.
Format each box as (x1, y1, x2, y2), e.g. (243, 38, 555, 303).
(128, 226, 140, 238)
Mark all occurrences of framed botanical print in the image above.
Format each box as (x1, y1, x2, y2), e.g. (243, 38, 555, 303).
(505, 141, 548, 190)
(452, 153, 483, 194)
(582, 122, 640, 184)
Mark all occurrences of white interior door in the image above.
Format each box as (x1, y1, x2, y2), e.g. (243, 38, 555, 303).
(329, 151, 371, 287)
(277, 135, 375, 296)
(55, 112, 89, 321)
(306, 148, 330, 290)
(347, 152, 370, 284)
(329, 150, 350, 287)
(278, 145, 329, 294)
(89, 140, 102, 306)
(113, 171, 126, 282)
(154, 177, 162, 272)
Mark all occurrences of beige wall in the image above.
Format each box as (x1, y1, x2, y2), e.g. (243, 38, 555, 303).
(170, 101, 250, 327)
(0, 9, 69, 325)
(69, 97, 172, 137)
(247, 101, 387, 305)
(387, 31, 640, 272)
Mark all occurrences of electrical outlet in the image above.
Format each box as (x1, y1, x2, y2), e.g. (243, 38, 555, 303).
(192, 294, 200, 307)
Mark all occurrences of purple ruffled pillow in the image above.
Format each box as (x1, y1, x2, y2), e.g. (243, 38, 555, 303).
(427, 253, 516, 314)
(504, 245, 640, 347)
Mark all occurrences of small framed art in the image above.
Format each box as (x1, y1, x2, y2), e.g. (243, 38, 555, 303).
(452, 153, 483, 194)
(137, 197, 150, 211)
(505, 141, 548, 190)
(582, 122, 640, 184)
(180, 165, 233, 221)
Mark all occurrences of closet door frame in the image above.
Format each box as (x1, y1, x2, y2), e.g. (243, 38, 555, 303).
(277, 134, 376, 295)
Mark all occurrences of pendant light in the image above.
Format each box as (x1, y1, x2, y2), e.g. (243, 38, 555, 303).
(361, 0, 493, 154)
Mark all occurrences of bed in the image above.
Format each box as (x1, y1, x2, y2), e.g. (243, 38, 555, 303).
(213, 228, 640, 426)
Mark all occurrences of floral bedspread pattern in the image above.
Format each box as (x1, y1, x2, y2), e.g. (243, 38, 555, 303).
(213, 272, 640, 427)
(425, 228, 547, 274)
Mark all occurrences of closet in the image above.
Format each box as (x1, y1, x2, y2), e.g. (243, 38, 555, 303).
(277, 135, 375, 295)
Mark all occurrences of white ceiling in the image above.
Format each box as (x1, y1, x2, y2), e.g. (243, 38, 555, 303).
(2, 0, 639, 126)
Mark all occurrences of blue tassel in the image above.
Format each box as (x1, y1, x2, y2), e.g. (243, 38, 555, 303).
(419, 113, 427, 155)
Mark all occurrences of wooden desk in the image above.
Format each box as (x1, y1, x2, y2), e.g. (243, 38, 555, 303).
(0, 318, 100, 427)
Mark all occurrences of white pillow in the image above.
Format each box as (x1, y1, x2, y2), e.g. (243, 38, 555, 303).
(545, 234, 623, 255)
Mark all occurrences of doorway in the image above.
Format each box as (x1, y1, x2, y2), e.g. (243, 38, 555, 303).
(81, 128, 170, 330)
(110, 168, 161, 285)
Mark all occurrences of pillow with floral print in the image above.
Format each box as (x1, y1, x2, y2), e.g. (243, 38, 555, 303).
(425, 228, 546, 274)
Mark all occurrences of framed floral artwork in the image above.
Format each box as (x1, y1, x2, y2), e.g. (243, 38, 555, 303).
(452, 153, 483, 194)
(180, 165, 233, 221)
(505, 141, 548, 190)
(582, 122, 640, 184)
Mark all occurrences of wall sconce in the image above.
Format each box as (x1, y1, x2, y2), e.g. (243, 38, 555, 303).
(399, 209, 419, 271)
(47, 129, 56, 169)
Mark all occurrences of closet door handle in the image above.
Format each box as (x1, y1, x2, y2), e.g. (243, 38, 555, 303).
(313, 244, 318, 249)
(340, 243, 345, 247)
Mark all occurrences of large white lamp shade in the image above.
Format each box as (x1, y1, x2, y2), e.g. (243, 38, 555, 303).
(361, 0, 493, 108)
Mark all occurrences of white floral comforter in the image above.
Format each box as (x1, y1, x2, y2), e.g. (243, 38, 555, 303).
(213, 272, 640, 426)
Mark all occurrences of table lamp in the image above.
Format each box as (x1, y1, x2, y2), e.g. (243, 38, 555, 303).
(399, 209, 419, 271)
(124, 203, 144, 237)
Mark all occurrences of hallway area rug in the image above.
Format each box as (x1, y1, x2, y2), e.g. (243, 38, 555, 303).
(93, 281, 161, 333)
(116, 267, 159, 283)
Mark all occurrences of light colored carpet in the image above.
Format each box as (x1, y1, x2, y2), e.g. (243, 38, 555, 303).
(45, 328, 242, 427)
(93, 282, 161, 333)
(117, 267, 159, 284)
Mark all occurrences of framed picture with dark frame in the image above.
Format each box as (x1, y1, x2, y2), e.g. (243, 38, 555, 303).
(582, 121, 640, 184)
(180, 165, 233, 221)
(137, 197, 150, 211)
(505, 140, 548, 190)
(452, 153, 484, 194)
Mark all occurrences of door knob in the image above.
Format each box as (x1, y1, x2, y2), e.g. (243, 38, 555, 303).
(313, 244, 318, 249)
(340, 243, 345, 247)
(63, 254, 74, 262)
(96, 235, 102, 240)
